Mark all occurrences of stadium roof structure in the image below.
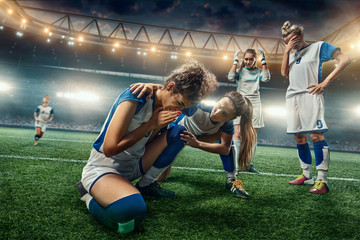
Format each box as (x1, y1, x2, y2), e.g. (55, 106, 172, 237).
(1, 0, 359, 63)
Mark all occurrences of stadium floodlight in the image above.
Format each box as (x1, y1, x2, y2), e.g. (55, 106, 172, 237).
(350, 44, 355, 49)
(16, 31, 23, 37)
(223, 55, 228, 60)
(21, 19, 27, 24)
(201, 99, 216, 106)
(151, 47, 156, 52)
(0, 26, 3, 30)
(78, 36, 84, 42)
(0, 82, 10, 91)
(44, 27, 49, 33)
(265, 106, 287, 117)
(46, 38, 51, 43)
(111, 48, 116, 52)
(186, 51, 192, 56)
(113, 42, 120, 48)
(7, 9, 13, 14)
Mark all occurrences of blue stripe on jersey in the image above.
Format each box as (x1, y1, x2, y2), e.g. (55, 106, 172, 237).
(50, 108, 54, 114)
(318, 42, 340, 83)
(92, 88, 153, 151)
(181, 104, 205, 117)
(35, 107, 40, 114)
(220, 121, 234, 135)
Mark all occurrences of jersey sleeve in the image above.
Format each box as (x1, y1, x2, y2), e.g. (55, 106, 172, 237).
(220, 121, 234, 135)
(50, 108, 54, 114)
(116, 88, 149, 114)
(182, 104, 201, 117)
(320, 42, 340, 64)
(34, 107, 40, 114)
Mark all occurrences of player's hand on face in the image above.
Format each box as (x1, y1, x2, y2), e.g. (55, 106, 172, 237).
(148, 107, 180, 129)
(180, 130, 198, 147)
(286, 35, 300, 52)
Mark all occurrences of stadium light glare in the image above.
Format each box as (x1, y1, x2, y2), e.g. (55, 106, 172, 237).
(0, 26, 4, 30)
(44, 27, 49, 33)
(0, 82, 10, 91)
(223, 55, 228, 60)
(186, 51, 192, 56)
(201, 99, 217, 106)
(78, 36, 84, 42)
(151, 47, 156, 52)
(16, 31, 23, 37)
(7, 9, 13, 14)
(350, 44, 355, 49)
(355, 106, 360, 116)
(57, 92, 99, 102)
(111, 48, 116, 52)
(21, 19, 27, 24)
(113, 42, 120, 48)
(265, 107, 286, 117)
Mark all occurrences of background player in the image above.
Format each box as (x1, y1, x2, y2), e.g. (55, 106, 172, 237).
(281, 21, 351, 194)
(34, 95, 53, 146)
(228, 48, 270, 174)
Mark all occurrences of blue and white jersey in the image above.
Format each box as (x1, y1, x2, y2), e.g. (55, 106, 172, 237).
(34, 105, 54, 122)
(93, 88, 155, 161)
(228, 67, 270, 98)
(171, 103, 234, 136)
(287, 41, 339, 98)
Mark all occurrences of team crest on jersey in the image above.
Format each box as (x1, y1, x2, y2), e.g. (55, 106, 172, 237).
(296, 58, 302, 64)
(317, 120, 323, 128)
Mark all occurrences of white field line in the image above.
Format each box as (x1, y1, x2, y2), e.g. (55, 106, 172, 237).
(1, 154, 359, 182)
(1, 135, 93, 143)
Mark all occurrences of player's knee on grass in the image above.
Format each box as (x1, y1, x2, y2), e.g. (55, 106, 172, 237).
(89, 193, 147, 234)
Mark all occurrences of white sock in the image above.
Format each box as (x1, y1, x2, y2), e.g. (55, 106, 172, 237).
(233, 140, 241, 172)
(226, 171, 237, 182)
(317, 170, 327, 181)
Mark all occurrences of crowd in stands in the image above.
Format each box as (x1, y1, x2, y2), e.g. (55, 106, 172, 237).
(1, 114, 359, 152)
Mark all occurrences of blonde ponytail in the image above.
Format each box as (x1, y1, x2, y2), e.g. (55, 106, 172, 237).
(281, 21, 304, 38)
(238, 98, 257, 170)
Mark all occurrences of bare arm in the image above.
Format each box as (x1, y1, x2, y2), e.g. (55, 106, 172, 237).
(103, 101, 178, 157)
(180, 130, 232, 155)
(47, 114, 53, 122)
(281, 36, 300, 77)
(307, 50, 352, 94)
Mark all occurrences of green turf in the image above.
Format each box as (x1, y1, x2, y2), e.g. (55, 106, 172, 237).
(1, 127, 359, 239)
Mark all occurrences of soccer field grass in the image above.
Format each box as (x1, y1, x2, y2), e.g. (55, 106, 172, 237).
(1, 127, 359, 240)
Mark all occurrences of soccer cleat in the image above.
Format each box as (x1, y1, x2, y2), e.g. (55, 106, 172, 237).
(309, 179, 329, 194)
(135, 181, 176, 200)
(226, 179, 249, 198)
(249, 165, 260, 174)
(288, 174, 309, 185)
(34, 141, 38, 146)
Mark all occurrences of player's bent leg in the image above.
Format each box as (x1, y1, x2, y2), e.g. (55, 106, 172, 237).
(89, 194, 147, 233)
(137, 125, 186, 200)
(87, 174, 147, 233)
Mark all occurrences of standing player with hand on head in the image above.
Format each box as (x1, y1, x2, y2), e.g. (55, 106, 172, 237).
(281, 21, 351, 194)
(228, 48, 271, 174)
(34, 95, 54, 146)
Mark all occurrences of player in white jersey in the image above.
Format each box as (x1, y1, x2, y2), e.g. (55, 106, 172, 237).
(76, 61, 218, 233)
(281, 21, 351, 194)
(130, 84, 256, 199)
(228, 48, 271, 174)
(34, 95, 54, 146)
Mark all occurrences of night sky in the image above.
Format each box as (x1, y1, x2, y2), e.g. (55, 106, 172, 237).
(17, 0, 360, 41)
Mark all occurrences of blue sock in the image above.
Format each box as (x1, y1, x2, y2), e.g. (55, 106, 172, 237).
(138, 125, 186, 187)
(220, 147, 235, 172)
(297, 143, 312, 178)
(313, 140, 329, 166)
(34, 134, 40, 141)
(89, 193, 147, 233)
(314, 140, 330, 180)
(153, 125, 186, 168)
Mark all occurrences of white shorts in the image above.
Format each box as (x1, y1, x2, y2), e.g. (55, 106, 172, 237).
(35, 121, 48, 132)
(234, 96, 264, 128)
(286, 93, 328, 134)
(81, 149, 142, 193)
